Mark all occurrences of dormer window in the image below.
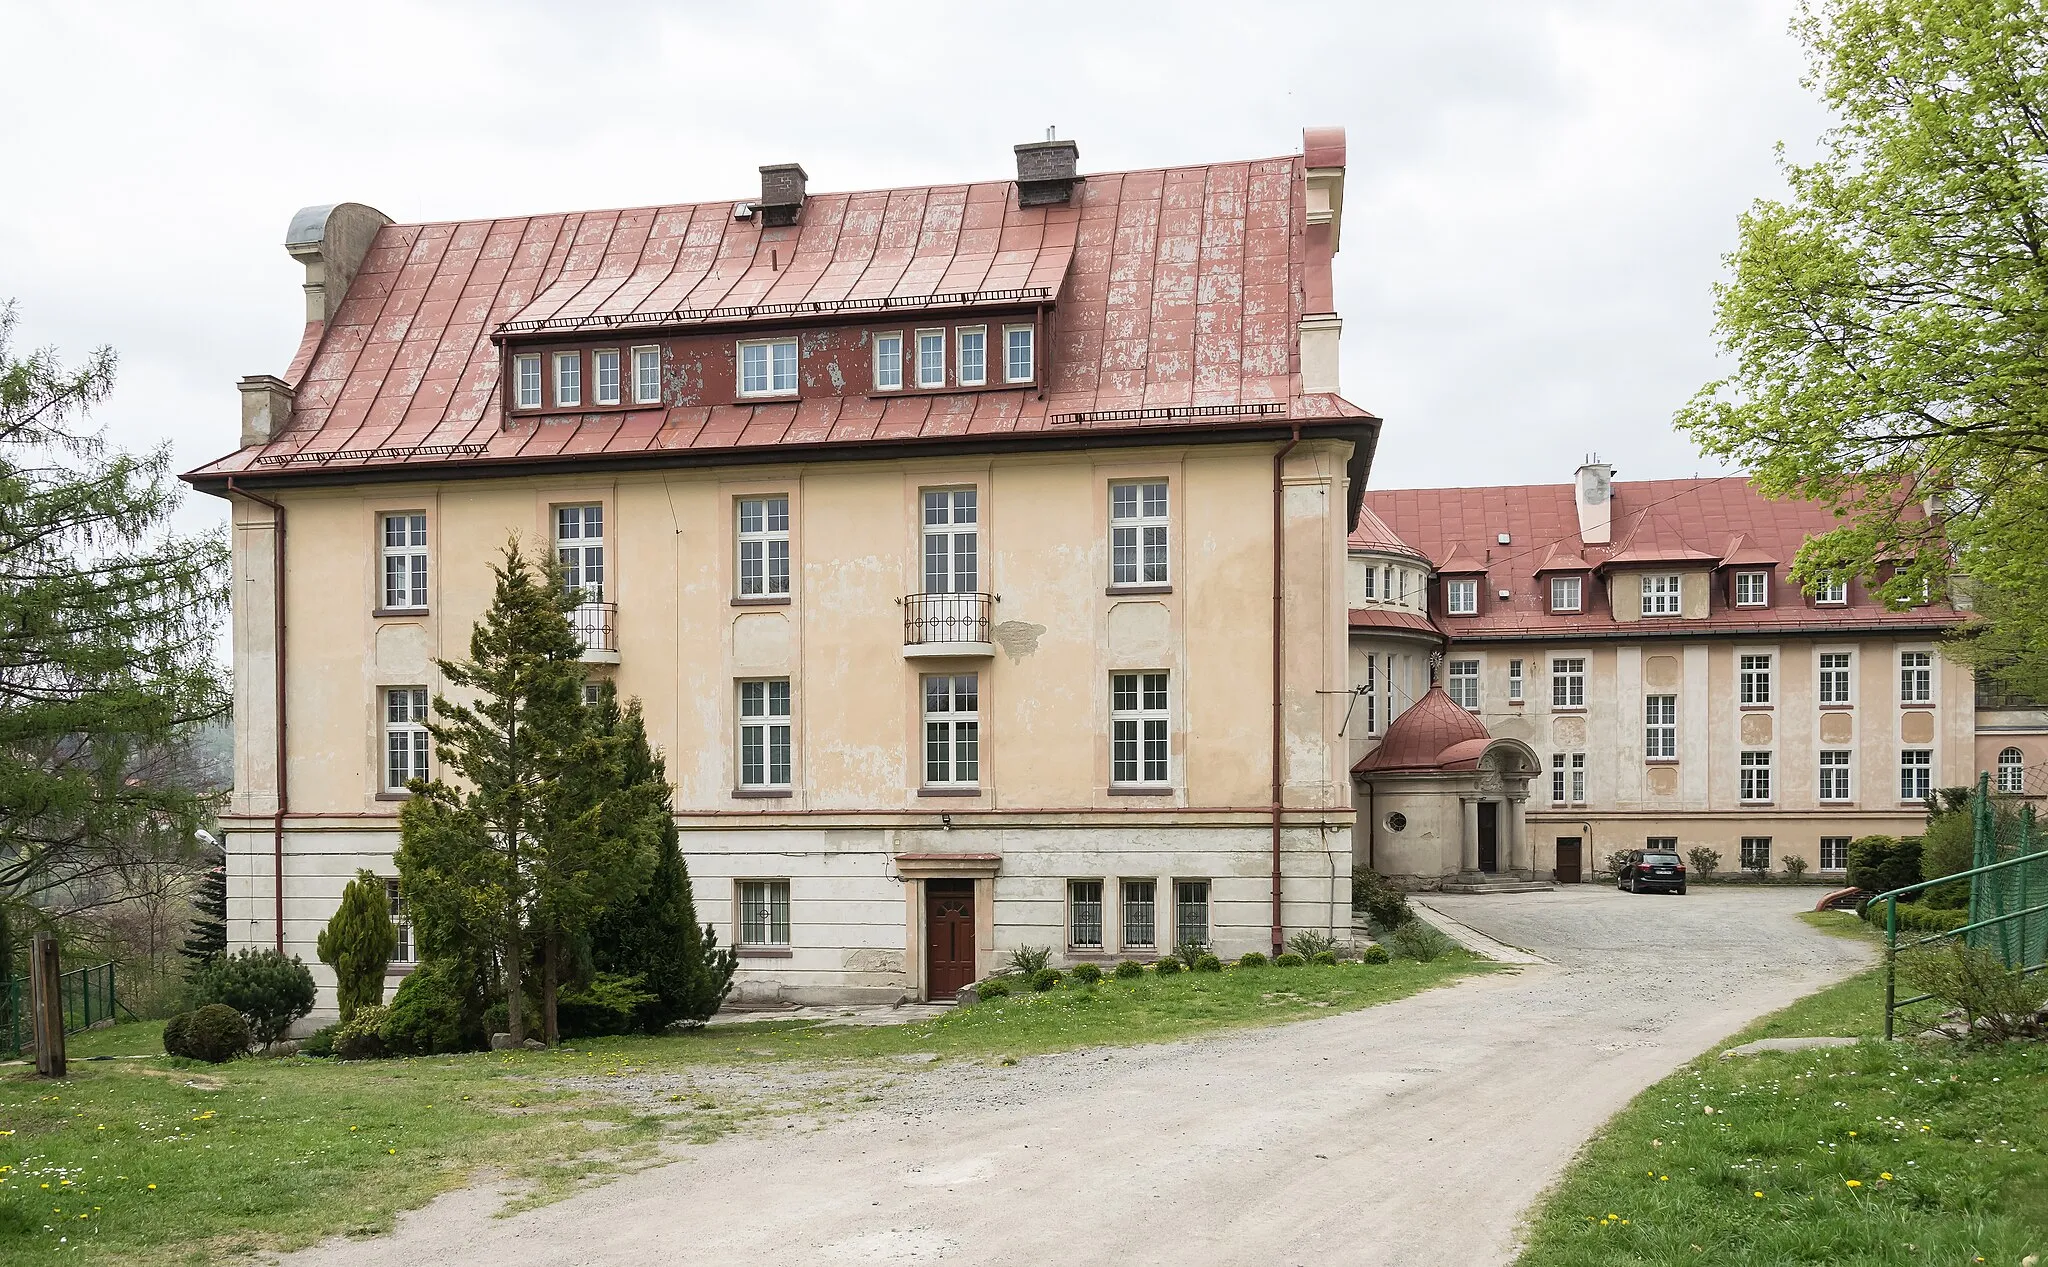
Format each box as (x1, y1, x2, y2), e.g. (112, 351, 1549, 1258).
(553, 352, 581, 407)
(633, 346, 661, 404)
(957, 327, 987, 386)
(1549, 575, 1582, 613)
(1641, 573, 1682, 616)
(1447, 578, 1478, 615)
(593, 349, 621, 405)
(874, 333, 903, 390)
(1735, 570, 1768, 607)
(1815, 578, 1848, 605)
(739, 338, 799, 398)
(1005, 325, 1035, 382)
(515, 354, 542, 409)
(917, 330, 946, 388)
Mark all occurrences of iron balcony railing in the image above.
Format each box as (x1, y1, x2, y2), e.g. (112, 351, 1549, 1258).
(570, 601, 617, 655)
(903, 592, 993, 647)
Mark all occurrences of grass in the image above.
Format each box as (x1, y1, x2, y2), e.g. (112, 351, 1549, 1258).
(1516, 918, 2048, 1265)
(3, 954, 1486, 1265)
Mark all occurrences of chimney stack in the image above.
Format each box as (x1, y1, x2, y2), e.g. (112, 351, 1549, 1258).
(284, 203, 393, 327)
(1014, 139, 1081, 206)
(1575, 455, 1616, 545)
(239, 375, 295, 447)
(758, 163, 807, 227)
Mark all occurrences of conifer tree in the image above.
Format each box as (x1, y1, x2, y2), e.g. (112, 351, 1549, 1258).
(315, 869, 398, 1024)
(179, 844, 227, 976)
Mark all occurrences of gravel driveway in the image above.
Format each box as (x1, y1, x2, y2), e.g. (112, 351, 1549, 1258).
(282, 886, 1870, 1267)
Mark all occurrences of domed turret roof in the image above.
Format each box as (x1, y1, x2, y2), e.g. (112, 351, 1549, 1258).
(1349, 505, 1427, 561)
(1353, 686, 1492, 773)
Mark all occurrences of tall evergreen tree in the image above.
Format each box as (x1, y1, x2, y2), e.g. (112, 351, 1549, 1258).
(0, 301, 228, 908)
(180, 844, 227, 976)
(316, 869, 398, 1024)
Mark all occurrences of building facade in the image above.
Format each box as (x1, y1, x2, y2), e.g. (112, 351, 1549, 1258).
(186, 131, 1374, 1016)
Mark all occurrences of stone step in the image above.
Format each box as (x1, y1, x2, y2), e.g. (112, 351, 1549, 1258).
(1434, 880, 1555, 895)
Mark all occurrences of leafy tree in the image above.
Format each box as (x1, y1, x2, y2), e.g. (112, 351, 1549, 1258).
(180, 843, 227, 977)
(0, 301, 228, 910)
(394, 540, 584, 1046)
(192, 948, 315, 1047)
(315, 870, 398, 1024)
(1678, 0, 2048, 689)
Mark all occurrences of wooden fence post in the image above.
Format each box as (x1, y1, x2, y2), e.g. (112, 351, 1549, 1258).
(30, 931, 63, 1078)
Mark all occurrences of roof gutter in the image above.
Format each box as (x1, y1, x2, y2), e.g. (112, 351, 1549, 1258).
(1271, 424, 1301, 958)
(225, 477, 287, 954)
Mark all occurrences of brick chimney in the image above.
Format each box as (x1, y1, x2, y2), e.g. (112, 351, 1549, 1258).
(284, 203, 393, 326)
(1014, 139, 1081, 207)
(1575, 456, 1616, 545)
(759, 163, 807, 227)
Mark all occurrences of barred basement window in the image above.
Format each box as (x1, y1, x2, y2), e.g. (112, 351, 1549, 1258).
(739, 880, 790, 946)
(1121, 879, 1156, 948)
(1174, 880, 1210, 948)
(1068, 880, 1103, 949)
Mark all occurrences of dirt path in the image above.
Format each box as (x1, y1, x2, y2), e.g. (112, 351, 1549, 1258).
(280, 887, 1869, 1266)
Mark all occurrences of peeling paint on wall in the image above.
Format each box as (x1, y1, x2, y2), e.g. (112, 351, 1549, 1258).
(993, 620, 1046, 663)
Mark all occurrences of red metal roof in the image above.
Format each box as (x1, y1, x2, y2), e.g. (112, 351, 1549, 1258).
(1353, 686, 1492, 773)
(1349, 504, 1425, 559)
(189, 146, 1376, 485)
(1348, 608, 1442, 637)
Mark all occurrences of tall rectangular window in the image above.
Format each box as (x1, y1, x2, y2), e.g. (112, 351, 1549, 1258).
(515, 353, 542, 408)
(1360, 567, 1376, 600)
(386, 879, 414, 964)
(922, 674, 979, 787)
(1005, 325, 1035, 382)
(381, 512, 428, 611)
(1819, 749, 1851, 801)
(739, 879, 791, 946)
(1447, 659, 1479, 711)
(1508, 659, 1524, 701)
(593, 348, 621, 405)
(1819, 652, 1852, 705)
(555, 504, 605, 602)
(1900, 651, 1933, 704)
(1068, 880, 1103, 949)
(1815, 578, 1848, 604)
(923, 489, 978, 595)
(1174, 880, 1210, 948)
(738, 495, 791, 597)
(1121, 879, 1156, 949)
(1735, 571, 1768, 606)
(1740, 750, 1773, 801)
(956, 327, 987, 386)
(1899, 748, 1932, 800)
(1550, 751, 1585, 804)
(1819, 836, 1850, 872)
(873, 332, 903, 390)
(916, 330, 945, 387)
(1641, 573, 1682, 616)
(1644, 694, 1676, 759)
(1740, 837, 1772, 870)
(1549, 575, 1581, 612)
(1110, 671, 1170, 786)
(1447, 578, 1478, 615)
(738, 680, 793, 789)
(739, 338, 799, 396)
(1364, 653, 1378, 733)
(1739, 653, 1773, 706)
(1551, 657, 1586, 708)
(553, 351, 582, 407)
(1109, 480, 1169, 586)
(383, 687, 429, 792)
(633, 346, 661, 404)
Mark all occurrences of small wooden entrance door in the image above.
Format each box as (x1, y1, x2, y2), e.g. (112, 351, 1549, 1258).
(1478, 801, 1500, 872)
(1555, 837, 1583, 884)
(924, 880, 976, 1001)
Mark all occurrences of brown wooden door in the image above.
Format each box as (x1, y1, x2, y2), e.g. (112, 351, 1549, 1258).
(1555, 837, 1583, 884)
(1478, 802, 1500, 872)
(924, 880, 976, 1001)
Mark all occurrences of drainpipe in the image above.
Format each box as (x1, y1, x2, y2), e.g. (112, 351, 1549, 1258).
(226, 478, 287, 953)
(1270, 425, 1301, 957)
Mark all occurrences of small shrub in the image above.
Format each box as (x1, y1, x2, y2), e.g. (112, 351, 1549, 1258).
(1069, 962, 1103, 985)
(334, 1004, 390, 1061)
(383, 958, 482, 1055)
(1863, 900, 1969, 934)
(299, 1024, 337, 1058)
(1780, 853, 1810, 879)
(1030, 967, 1062, 992)
(1899, 940, 2048, 1042)
(1686, 847, 1721, 878)
(161, 1010, 192, 1056)
(1311, 950, 1338, 966)
(1847, 835, 1923, 900)
(192, 948, 316, 1048)
(975, 978, 1012, 1000)
(1272, 952, 1306, 968)
(1194, 953, 1222, 973)
(1007, 944, 1053, 975)
(1386, 921, 1457, 963)
(1351, 866, 1413, 930)
(1361, 944, 1390, 965)
(1171, 940, 1210, 970)
(1237, 952, 1268, 968)
(1153, 957, 1182, 976)
(1286, 930, 1340, 960)
(167, 1003, 251, 1064)
(557, 972, 658, 1039)
(1113, 960, 1145, 979)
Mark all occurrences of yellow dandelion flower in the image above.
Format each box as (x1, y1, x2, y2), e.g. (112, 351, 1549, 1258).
(1845, 1180, 1862, 1188)
(147, 1184, 156, 1190)
(1880, 1172, 1893, 1180)
(1848, 1131, 1857, 1137)
(387, 1149, 396, 1155)
(1659, 1176, 1668, 1182)
(1753, 1192, 1764, 1199)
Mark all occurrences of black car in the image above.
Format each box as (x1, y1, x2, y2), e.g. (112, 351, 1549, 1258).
(1617, 849, 1687, 894)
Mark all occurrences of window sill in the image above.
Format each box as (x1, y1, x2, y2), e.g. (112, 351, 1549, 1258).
(1549, 608, 1581, 616)
(1106, 584, 1173, 596)
(1550, 706, 1587, 714)
(736, 391, 800, 402)
(731, 595, 792, 607)
(1508, 699, 1525, 707)
(1820, 800, 1855, 807)
(1819, 704, 1854, 711)
(1738, 704, 1775, 712)
(736, 947, 793, 959)
(1644, 758, 1678, 766)
(1740, 801, 1776, 807)
(372, 607, 429, 619)
(866, 382, 1035, 401)
(1108, 786, 1175, 797)
(1899, 702, 1934, 708)
(732, 788, 793, 799)
(384, 962, 418, 977)
(1064, 949, 1117, 960)
(917, 787, 982, 798)
(374, 790, 413, 802)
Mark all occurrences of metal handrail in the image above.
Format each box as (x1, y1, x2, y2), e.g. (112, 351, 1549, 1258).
(902, 591, 993, 645)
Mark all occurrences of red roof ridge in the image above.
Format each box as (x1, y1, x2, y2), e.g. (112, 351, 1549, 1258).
(1719, 533, 1781, 566)
(1437, 541, 1487, 573)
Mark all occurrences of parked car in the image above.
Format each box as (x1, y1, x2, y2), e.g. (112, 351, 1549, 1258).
(1617, 849, 1687, 894)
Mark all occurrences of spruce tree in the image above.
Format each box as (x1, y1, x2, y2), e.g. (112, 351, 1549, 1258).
(315, 870, 398, 1024)
(180, 845, 227, 976)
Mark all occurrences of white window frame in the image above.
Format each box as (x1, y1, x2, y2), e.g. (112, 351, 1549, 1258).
(1740, 836, 1772, 870)
(738, 879, 791, 947)
(1899, 651, 1933, 704)
(1819, 836, 1850, 873)
(1003, 323, 1035, 383)
(1899, 748, 1932, 801)
(956, 325, 987, 387)
(632, 345, 662, 404)
(1551, 657, 1586, 709)
(1364, 652, 1378, 734)
(1109, 480, 1170, 588)
(922, 673, 980, 788)
(1641, 573, 1682, 616)
(1121, 879, 1156, 949)
(380, 512, 428, 611)
(592, 347, 621, 405)
(737, 338, 800, 398)
(1735, 570, 1768, 607)
(1508, 659, 1523, 702)
(1446, 578, 1478, 616)
(1998, 747, 2026, 794)
(1549, 575, 1581, 613)
(1645, 694, 1676, 760)
(1110, 671, 1170, 787)
(1359, 566, 1376, 600)
(737, 679, 793, 790)
(1068, 880, 1104, 950)
(1819, 749, 1852, 802)
(1739, 653, 1773, 706)
(514, 353, 542, 409)
(1550, 751, 1585, 805)
(383, 686, 429, 793)
(916, 329, 946, 388)
(922, 488, 979, 595)
(1739, 750, 1773, 802)
(1447, 659, 1480, 712)
(737, 495, 791, 597)
(554, 504, 605, 603)
(873, 331, 903, 391)
(386, 878, 415, 964)
(553, 351, 582, 407)
(1815, 578, 1849, 605)
(1819, 651, 1853, 706)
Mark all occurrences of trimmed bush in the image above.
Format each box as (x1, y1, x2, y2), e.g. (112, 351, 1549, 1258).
(1272, 952, 1305, 967)
(1153, 957, 1182, 975)
(1030, 967, 1062, 992)
(1113, 960, 1145, 979)
(383, 958, 484, 1055)
(1008, 945, 1053, 975)
(975, 977, 1012, 1000)
(1360, 944, 1390, 965)
(1311, 950, 1339, 966)
(1351, 866, 1413, 930)
(1070, 962, 1104, 985)
(1386, 921, 1458, 963)
(1286, 930, 1340, 960)
(161, 1010, 192, 1056)
(1194, 953, 1222, 973)
(316, 869, 397, 1026)
(1863, 900, 1969, 934)
(1847, 835, 1923, 901)
(1236, 952, 1268, 968)
(334, 1004, 390, 1061)
(167, 1004, 250, 1063)
(192, 948, 316, 1048)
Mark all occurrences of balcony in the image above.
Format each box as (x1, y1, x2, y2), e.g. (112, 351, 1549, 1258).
(571, 601, 619, 664)
(902, 592, 994, 658)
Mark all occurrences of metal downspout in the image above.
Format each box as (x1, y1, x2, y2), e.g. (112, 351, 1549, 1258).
(1271, 426, 1301, 957)
(226, 478, 287, 952)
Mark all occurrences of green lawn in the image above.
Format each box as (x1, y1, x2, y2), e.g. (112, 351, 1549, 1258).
(1516, 921, 2048, 1265)
(3, 954, 1486, 1265)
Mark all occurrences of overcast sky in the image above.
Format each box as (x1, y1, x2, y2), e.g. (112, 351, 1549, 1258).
(2, 1, 1828, 534)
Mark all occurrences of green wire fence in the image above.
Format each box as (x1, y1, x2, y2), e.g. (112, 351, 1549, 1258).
(1, 962, 121, 1056)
